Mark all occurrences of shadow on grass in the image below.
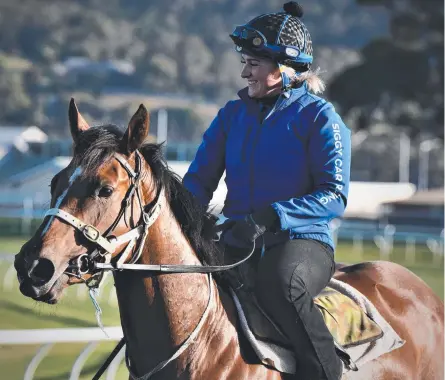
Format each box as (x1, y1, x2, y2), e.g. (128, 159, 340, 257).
(0, 300, 95, 328)
(36, 352, 122, 380)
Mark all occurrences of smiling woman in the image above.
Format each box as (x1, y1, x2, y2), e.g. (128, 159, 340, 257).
(183, 2, 352, 378)
(180, 2, 445, 380)
(240, 54, 282, 98)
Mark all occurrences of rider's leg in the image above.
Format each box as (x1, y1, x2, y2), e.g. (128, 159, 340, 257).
(255, 239, 342, 380)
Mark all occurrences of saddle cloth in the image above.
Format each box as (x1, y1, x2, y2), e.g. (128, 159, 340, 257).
(230, 277, 405, 374)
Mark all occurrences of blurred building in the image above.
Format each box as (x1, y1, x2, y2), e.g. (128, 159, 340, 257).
(52, 57, 135, 79)
(0, 126, 51, 180)
(381, 188, 444, 233)
(0, 126, 47, 159)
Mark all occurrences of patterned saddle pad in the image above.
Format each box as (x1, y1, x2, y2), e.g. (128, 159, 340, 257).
(229, 276, 405, 374)
(314, 287, 383, 348)
(233, 284, 382, 351)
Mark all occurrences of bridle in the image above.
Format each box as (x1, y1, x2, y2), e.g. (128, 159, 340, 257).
(44, 150, 163, 290)
(44, 150, 256, 380)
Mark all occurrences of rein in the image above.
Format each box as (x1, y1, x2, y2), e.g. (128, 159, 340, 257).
(45, 150, 256, 379)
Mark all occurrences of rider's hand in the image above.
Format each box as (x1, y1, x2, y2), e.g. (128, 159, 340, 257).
(224, 206, 278, 245)
(211, 219, 236, 241)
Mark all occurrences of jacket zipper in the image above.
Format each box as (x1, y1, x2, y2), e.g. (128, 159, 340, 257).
(262, 94, 283, 124)
(249, 119, 264, 212)
(248, 94, 284, 212)
(250, 96, 282, 211)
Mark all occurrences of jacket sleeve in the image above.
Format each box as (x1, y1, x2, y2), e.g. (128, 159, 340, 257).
(271, 102, 351, 230)
(182, 107, 228, 208)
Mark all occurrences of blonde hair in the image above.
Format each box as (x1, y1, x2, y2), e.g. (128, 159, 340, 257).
(280, 65, 326, 94)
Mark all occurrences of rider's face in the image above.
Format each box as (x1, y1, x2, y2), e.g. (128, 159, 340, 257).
(240, 53, 282, 98)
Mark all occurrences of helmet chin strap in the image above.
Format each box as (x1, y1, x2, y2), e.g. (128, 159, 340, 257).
(279, 63, 299, 91)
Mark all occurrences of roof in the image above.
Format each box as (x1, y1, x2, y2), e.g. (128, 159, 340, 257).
(0, 126, 47, 145)
(344, 182, 417, 218)
(52, 57, 135, 76)
(176, 175, 417, 219)
(0, 126, 48, 157)
(0, 159, 193, 209)
(384, 188, 444, 206)
(7, 157, 71, 184)
(0, 157, 72, 208)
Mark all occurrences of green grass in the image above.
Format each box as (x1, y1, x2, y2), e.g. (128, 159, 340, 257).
(335, 239, 444, 299)
(0, 218, 44, 238)
(2, 342, 128, 380)
(0, 236, 28, 254)
(0, 236, 443, 379)
(0, 258, 125, 379)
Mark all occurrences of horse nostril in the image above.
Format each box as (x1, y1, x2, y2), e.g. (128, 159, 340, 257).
(29, 258, 55, 286)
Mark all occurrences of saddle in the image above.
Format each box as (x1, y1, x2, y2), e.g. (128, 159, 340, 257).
(223, 259, 403, 375)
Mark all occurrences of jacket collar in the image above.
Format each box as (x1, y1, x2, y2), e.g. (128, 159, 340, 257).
(237, 82, 308, 114)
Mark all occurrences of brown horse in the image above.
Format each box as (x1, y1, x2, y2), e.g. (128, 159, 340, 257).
(14, 101, 444, 380)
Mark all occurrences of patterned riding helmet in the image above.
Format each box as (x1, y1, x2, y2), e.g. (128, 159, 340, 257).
(230, 2, 313, 71)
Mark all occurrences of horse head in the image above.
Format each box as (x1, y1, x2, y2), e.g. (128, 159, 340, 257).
(14, 99, 153, 303)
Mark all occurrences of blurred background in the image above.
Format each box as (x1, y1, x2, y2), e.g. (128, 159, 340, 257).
(0, 0, 443, 379)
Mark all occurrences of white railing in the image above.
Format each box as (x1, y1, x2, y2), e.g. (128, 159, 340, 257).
(0, 255, 123, 379)
(0, 327, 125, 380)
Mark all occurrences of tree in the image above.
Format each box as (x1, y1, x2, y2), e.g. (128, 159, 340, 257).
(0, 56, 32, 124)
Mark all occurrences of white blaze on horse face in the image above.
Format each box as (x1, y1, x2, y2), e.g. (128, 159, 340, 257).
(41, 167, 83, 237)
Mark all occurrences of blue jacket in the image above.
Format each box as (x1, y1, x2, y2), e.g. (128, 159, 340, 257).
(183, 83, 351, 249)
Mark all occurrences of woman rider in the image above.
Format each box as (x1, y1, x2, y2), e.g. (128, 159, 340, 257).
(183, 2, 351, 379)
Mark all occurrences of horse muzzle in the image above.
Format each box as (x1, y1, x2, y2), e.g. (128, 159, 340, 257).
(14, 253, 66, 303)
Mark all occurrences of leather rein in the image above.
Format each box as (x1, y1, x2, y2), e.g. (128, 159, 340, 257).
(44, 150, 255, 380)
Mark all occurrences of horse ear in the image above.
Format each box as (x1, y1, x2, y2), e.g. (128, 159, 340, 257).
(121, 104, 150, 155)
(69, 98, 90, 142)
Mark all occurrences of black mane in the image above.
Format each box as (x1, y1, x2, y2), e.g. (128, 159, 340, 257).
(73, 125, 222, 268)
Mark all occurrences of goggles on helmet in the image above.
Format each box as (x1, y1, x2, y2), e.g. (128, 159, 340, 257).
(230, 25, 313, 65)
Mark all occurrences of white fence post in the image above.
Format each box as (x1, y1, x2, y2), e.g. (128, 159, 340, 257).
(24, 343, 54, 380)
(405, 237, 416, 265)
(106, 344, 126, 380)
(426, 229, 444, 266)
(69, 342, 99, 380)
(374, 224, 395, 260)
(352, 233, 364, 260)
(22, 197, 34, 236)
(330, 219, 342, 248)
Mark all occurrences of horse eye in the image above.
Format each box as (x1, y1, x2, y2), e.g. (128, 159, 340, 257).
(98, 186, 114, 198)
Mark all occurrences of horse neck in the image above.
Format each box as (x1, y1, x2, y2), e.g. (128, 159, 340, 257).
(113, 199, 225, 378)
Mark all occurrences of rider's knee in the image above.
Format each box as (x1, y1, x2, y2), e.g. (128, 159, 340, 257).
(256, 263, 299, 305)
(288, 268, 308, 302)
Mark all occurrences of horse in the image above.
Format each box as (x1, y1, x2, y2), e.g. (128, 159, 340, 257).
(14, 100, 444, 380)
